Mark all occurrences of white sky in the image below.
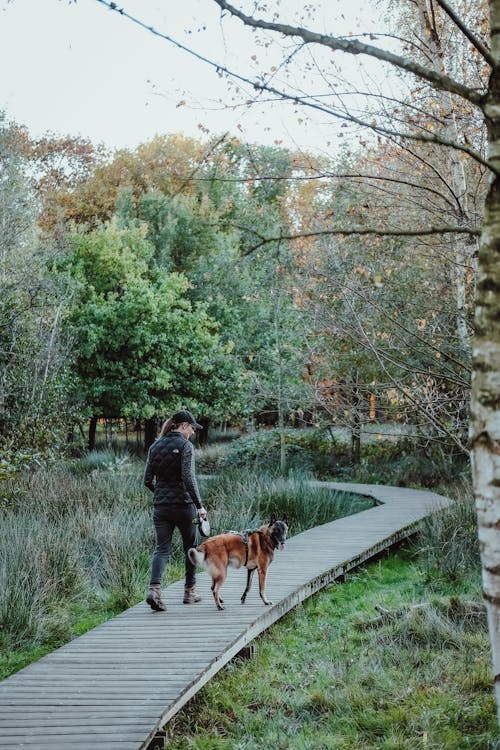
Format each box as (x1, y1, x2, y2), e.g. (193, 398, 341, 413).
(0, 0, 390, 154)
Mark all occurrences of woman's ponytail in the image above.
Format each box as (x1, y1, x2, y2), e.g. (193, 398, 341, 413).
(159, 417, 174, 436)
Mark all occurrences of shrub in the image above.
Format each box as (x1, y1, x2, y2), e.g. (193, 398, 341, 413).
(218, 427, 468, 487)
(194, 443, 227, 474)
(219, 427, 347, 476)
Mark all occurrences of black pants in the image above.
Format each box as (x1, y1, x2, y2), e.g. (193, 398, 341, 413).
(149, 503, 197, 587)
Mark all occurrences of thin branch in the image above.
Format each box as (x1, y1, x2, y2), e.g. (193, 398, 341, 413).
(95, 0, 495, 174)
(193, 171, 456, 211)
(171, 132, 230, 197)
(214, 0, 486, 106)
(433, 0, 494, 67)
(235, 224, 481, 254)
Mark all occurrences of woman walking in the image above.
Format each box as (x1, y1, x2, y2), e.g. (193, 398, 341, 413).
(144, 409, 207, 612)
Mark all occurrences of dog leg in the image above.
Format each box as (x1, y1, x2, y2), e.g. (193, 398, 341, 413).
(210, 579, 223, 604)
(241, 567, 255, 604)
(258, 566, 272, 605)
(211, 573, 226, 610)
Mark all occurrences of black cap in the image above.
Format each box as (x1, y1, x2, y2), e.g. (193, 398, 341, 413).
(172, 409, 203, 429)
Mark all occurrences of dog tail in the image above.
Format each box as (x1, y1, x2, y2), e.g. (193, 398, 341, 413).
(188, 547, 205, 567)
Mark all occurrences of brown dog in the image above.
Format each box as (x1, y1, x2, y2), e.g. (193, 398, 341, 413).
(188, 515, 288, 610)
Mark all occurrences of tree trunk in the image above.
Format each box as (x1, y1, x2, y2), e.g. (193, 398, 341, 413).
(351, 372, 361, 464)
(144, 418, 157, 451)
(88, 415, 98, 451)
(416, 0, 474, 357)
(197, 416, 210, 446)
(471, 11, 500, 720)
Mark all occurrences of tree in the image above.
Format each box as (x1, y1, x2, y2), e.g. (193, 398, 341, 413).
(297, 150, 472, 457)
(76, 135, 313, 430)
(0, 114, 74, 459)
(98, 0, 500, 723)
(211, 0, 500, 724)
(64, 221, 238, 447)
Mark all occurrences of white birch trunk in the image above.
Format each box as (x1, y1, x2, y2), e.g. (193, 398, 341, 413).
(471, 0, 500, 723)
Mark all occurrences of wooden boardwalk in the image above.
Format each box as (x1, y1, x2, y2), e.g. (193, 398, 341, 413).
(0, 482, 452, 749)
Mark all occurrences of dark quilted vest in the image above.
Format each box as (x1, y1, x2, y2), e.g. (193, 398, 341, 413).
(147, 433, 191, 506)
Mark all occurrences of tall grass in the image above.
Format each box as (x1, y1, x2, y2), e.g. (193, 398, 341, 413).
(203, 469, 372, 536)
(0, 458, 370, 664)
(415, 479, 480, 582)
(0, 459, 153, 654)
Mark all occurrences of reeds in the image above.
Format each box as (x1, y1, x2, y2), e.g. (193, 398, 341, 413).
(1, 459, 370, 654)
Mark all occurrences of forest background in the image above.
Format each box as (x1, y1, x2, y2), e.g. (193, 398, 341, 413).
(0, 108, 476, 467)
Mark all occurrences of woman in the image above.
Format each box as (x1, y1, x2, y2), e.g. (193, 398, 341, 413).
(144, 409, 207, 612)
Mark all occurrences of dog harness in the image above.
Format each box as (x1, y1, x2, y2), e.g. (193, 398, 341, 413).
(229, 528, 261, 566)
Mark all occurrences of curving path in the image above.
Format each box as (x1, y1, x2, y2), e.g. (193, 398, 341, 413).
(0, 482, 452, 749)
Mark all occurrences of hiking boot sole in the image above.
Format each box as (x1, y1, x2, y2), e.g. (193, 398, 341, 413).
(146, 594, 166, 612)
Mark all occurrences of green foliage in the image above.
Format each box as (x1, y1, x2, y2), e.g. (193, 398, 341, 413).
(220, 427, 345, 475)
(219, 427, 469, 487)
(64, 220, 238, 420)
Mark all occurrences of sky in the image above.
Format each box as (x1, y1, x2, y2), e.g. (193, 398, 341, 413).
(0, 0, 388, 155)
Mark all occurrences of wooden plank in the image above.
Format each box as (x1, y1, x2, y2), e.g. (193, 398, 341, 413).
(0, 482, 451, 750)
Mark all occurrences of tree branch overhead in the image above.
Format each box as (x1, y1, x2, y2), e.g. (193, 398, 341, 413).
(214, 0, 487, 107)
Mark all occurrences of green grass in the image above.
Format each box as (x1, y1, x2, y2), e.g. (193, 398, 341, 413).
(1, 446, 495, 746)
(165, 549, 496, 750)
(0, 461, 369, 679)
(0, 601, 118, 680)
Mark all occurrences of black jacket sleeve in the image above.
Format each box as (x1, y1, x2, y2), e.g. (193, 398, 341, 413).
(181, 441, 202, 508)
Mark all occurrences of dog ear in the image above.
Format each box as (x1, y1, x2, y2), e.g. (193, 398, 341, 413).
(269, 513, 277, 525)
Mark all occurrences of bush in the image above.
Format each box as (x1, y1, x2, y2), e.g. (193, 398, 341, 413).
(194, 443, 227, 474)
(218, 427, 468, 487)
(219, 427, 347, 475)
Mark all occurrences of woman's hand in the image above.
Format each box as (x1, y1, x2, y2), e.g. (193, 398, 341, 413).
(198, 507, 207, 518)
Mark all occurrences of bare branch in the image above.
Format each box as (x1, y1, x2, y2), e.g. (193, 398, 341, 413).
(214, 0, 486, 106)
(235, 224, 481, 254)
(433, 0, 495, 67)
(95, 0, 494, 173)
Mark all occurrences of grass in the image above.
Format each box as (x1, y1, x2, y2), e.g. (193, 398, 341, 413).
(1, 442, 496, 746)
(0, 459, 370, 679)
(165, 549, 496, 750)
